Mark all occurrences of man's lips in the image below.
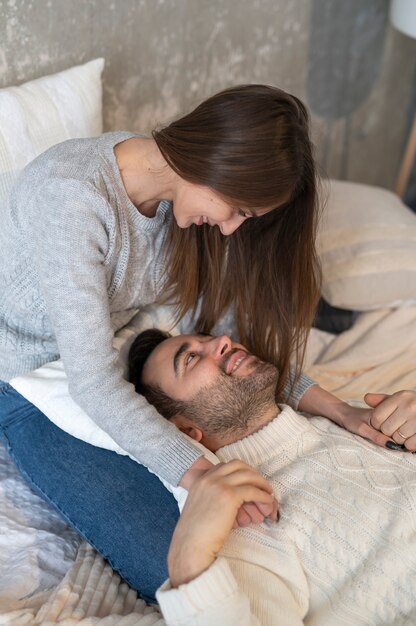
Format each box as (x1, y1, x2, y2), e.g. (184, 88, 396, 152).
(223, 350, 252, 375)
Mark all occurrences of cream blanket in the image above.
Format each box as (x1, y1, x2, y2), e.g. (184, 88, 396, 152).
(306, 306, 416, 400)
(1, 305, 415, 625)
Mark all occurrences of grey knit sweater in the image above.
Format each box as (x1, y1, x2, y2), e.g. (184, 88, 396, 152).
(0, 131, 315, 484)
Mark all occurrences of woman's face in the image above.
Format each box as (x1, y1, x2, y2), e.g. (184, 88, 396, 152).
(172, 180, 271, 236)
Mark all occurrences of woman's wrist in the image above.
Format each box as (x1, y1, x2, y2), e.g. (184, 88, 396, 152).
(298, 384, 348, 426)
(323, 399, 354, 427)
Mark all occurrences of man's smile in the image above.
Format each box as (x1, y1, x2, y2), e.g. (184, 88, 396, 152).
(222, 350, 256, 376)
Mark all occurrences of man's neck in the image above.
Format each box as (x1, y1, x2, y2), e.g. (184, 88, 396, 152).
(245, 403, 281, 437)
(208, 403, 280, 452)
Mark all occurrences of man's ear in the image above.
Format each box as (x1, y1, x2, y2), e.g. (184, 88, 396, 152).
(170, 415, 203, 443)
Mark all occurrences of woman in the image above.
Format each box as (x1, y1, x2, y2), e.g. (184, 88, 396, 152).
(0, 84, 407, 602)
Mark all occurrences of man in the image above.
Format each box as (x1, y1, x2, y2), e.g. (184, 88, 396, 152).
(128, 329, 416, 626)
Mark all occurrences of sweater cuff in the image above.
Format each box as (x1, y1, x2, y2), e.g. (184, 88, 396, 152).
(155, 432, 204, 486)
(156, 557, 238, 623)
(284, 372, 318, 410)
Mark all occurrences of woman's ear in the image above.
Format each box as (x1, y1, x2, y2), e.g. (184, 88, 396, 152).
(170, 415, 203, 442)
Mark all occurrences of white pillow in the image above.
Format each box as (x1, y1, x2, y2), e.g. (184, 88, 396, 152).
(0, 58, 104, 210)
(318, 180, 416, 310)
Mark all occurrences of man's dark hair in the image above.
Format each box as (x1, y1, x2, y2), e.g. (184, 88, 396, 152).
(128, 328, 189, 420)
(128, 329, 170, 395)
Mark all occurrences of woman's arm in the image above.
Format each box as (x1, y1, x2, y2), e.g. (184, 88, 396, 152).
(27, 179, 203, 486)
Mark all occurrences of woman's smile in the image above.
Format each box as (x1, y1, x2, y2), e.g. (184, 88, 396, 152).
(196, 216, 212, 226)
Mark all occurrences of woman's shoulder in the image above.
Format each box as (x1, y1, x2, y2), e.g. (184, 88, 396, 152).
(22, 132, 141, 182)
(11, 131, 144, 214)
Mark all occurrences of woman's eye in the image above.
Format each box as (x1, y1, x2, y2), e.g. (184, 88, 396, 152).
(237, 209, 251, 218)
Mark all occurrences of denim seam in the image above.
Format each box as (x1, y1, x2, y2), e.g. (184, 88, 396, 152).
(2, 429, 153, 602)
(0, 382, 12, 395)
(1, 401, 47, 429)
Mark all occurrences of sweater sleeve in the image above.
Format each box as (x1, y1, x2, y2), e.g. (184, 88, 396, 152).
(282, 371, 317, 410)
(25, 179, 203, 486)
(156, 557, 305, 626)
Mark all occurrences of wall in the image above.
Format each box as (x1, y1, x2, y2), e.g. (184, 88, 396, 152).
(1, 0, 415, 204)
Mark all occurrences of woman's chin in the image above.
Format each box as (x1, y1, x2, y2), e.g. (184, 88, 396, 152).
(173, 211, 207, 228)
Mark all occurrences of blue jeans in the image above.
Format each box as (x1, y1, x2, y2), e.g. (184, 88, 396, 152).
(0, 381, 179, 603)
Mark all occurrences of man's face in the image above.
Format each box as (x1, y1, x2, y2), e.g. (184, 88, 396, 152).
(142, 334, 278, 440)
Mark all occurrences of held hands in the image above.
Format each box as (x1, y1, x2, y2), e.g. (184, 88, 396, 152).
(337, 390, 416, 452)
(179, 456, 279, 527)
(169, 460, 277, 587)
(365, 391, 416, 452)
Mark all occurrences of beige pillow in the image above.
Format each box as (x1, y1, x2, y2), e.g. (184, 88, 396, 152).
(0, 58, 104, 211)
(317, 180, 416, 310)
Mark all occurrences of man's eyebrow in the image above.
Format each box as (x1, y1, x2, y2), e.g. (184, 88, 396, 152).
(173, 341, 190, 377)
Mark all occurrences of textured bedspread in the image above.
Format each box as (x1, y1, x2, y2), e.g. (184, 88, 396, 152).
(306, 306, 416, 400)
(0, 438, 81, 617)
(0, 442, 165, 624)
(1, 305, 415, 624)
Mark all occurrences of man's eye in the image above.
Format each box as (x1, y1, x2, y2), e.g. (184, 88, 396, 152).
(185, 353, 196, 366)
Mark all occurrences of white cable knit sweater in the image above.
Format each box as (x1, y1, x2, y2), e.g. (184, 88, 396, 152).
(157, 405, 416, 626)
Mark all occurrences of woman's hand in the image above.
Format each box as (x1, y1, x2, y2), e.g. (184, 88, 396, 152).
(364, 391, 416, 452)
(169, 460, 277, 587)
(333, 402, 397, 449)
(179, 457, 279, 527)
(298, 384, 393, 448)
(299, 384, 416, 451)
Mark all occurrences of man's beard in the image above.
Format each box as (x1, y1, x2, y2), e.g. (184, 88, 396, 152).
(182, 357, 278, 436)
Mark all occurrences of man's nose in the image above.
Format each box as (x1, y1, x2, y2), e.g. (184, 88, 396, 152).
(203, 335, 232, 359)
(219, 215, 246, 236)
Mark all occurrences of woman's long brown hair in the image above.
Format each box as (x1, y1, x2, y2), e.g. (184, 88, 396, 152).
(153, 84, 321, 402)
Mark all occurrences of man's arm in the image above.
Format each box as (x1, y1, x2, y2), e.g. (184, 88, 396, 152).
(157, 556, 304, 626)
(156, 461, 304, 626)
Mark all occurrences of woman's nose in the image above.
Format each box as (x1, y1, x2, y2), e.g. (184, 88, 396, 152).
(219, 215, 246, 236)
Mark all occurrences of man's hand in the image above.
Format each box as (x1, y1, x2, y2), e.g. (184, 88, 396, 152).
(364, 391, 416, 452)
(180, 457, 279, 527)
(169, 460, 277, 587)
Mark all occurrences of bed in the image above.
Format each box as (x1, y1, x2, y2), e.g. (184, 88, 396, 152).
(1, 59, 416, 625)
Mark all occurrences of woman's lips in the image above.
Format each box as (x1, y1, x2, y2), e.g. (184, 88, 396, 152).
(196, 216, 214, 226)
